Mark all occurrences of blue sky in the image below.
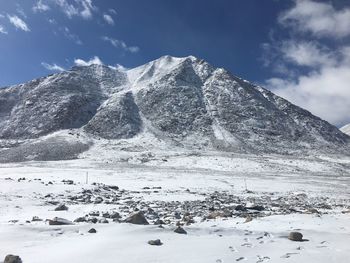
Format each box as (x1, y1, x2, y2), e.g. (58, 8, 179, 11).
(0, 0, 350, 126)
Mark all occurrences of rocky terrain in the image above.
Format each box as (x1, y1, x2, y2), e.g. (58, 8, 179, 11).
(0, 154, 349, 263)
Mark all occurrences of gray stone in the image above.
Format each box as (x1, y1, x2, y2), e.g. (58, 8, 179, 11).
(174, 226, 187, 234)
(148, 239, 162, 246)
(125, 211, 149, 225)
(288, 232, 303, 241)
(4, 255, 22, 263)
(48, 217, 74, 225)
(88, 228, 97, 233)
(54, 204, 68, 211)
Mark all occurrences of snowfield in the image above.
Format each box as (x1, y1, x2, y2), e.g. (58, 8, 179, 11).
(0, 152, 349, 263)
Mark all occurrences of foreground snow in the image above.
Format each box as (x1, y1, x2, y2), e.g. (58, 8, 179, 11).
(0, 153, 349, 263)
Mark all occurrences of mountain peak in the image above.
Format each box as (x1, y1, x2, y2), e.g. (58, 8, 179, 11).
(0, 55, 349, 160)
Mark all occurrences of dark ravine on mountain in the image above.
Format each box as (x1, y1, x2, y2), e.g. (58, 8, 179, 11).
(0, 55, 349, 162)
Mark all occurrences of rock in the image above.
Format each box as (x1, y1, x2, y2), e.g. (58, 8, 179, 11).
(288, 232, 303, 241)
(74, 217, 87, 223)
(62, 179, 74, 185)
(148, 239, 162, 246)
(89, 211, 100, 216)
(54, 204, 68, 211)
(94, 197, 103, 204)
(234, 205, 247, 211)
(308, 208, 319, 214)
(88, 217, 98, 224)
(154, 219, 165, 225)
(244, 215, 253, 223)
(110, 212, 121, 219)
(174, 211, 181, 219)
(108, 185, 119, 191)
(125, 211, 149, 225)
(32, 216, 43, 222)
(99, 219, 109, 224)
(48, 217, 74, 225)
(174, 226, 187, 234)
(4, 255, 22, 263)
(88, 228, 97, 233)
(247, 205, 264, 211)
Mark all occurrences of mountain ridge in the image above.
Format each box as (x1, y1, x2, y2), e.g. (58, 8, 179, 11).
(0, 55, 349, 162)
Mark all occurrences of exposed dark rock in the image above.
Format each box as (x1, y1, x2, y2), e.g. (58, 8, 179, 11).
(74, 217, 87, 223)
(54, 204, 68, 211)
(88, 228, 97, 233)
(32, 216, 43, 222)
(234, 205, 247, 211)
(174, 226, 187, 234)
(4, 254, 22, 263)
(48, 217, 74, 225)
(148, 239, 163, 246)
(246, 205, 264, 211)
(288, 232, 303, 241)
(125, 211, 149, 225)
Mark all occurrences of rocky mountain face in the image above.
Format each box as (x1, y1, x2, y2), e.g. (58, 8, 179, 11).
(0, 55, 349, 159)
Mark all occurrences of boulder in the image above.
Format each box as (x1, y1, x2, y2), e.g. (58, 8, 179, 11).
(88, 228, 97, 233)
(48, 217, 74, 225)
(54, 204, 68, 211)
(174, 226, 187, 234)
(148, 239, 162, 246)
(4, 255, 22, 263)
(288, 232, 303, 241)
(125, 212, 149, 225)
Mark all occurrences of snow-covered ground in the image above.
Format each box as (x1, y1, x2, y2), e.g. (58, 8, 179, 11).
(0, 152, 349, 263)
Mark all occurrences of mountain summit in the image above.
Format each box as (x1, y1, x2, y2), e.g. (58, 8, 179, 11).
(0, 56, 349, 161)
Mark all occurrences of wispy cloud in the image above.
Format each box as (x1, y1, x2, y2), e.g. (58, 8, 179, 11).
(262, 0, 350, 126)
(33, 0, 50, 13)
(61, 27, 82, 45)
(41, 62, 65, 72)
(74, 56, 103, 66)
(54, 0, 96, 19)
(0, 25, 8, 34)
(16, 4, 27, 18)
(7, 15, 30, 32)
(108, 8, 117, 15)
(103, 14, 114, 25)
(102, 36, 139, 53)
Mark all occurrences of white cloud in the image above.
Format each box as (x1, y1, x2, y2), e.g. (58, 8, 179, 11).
(80, 0, 94, 19)
(61, 27, 82, 45)
(280, 40, 337, 68)
(7, 15, 30, 32)
(263, 0, 350, 126)
(54, 0, 96, 19)
(41, 62, 65, 72)
(267, 62, 350, 126)
(74, 56, 103, 66)
(102, 36, 140, 53)
(33, 0, 50, 13)
(103, 14, 114, 25)
(0, 25, 7, 34)
(279, 0, 350, 38)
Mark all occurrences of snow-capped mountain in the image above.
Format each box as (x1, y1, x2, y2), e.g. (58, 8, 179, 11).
(0, 55, 349, 160)
(340, 124, 350, 136)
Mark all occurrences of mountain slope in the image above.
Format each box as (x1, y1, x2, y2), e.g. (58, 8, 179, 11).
(0, 55, 349, 159)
